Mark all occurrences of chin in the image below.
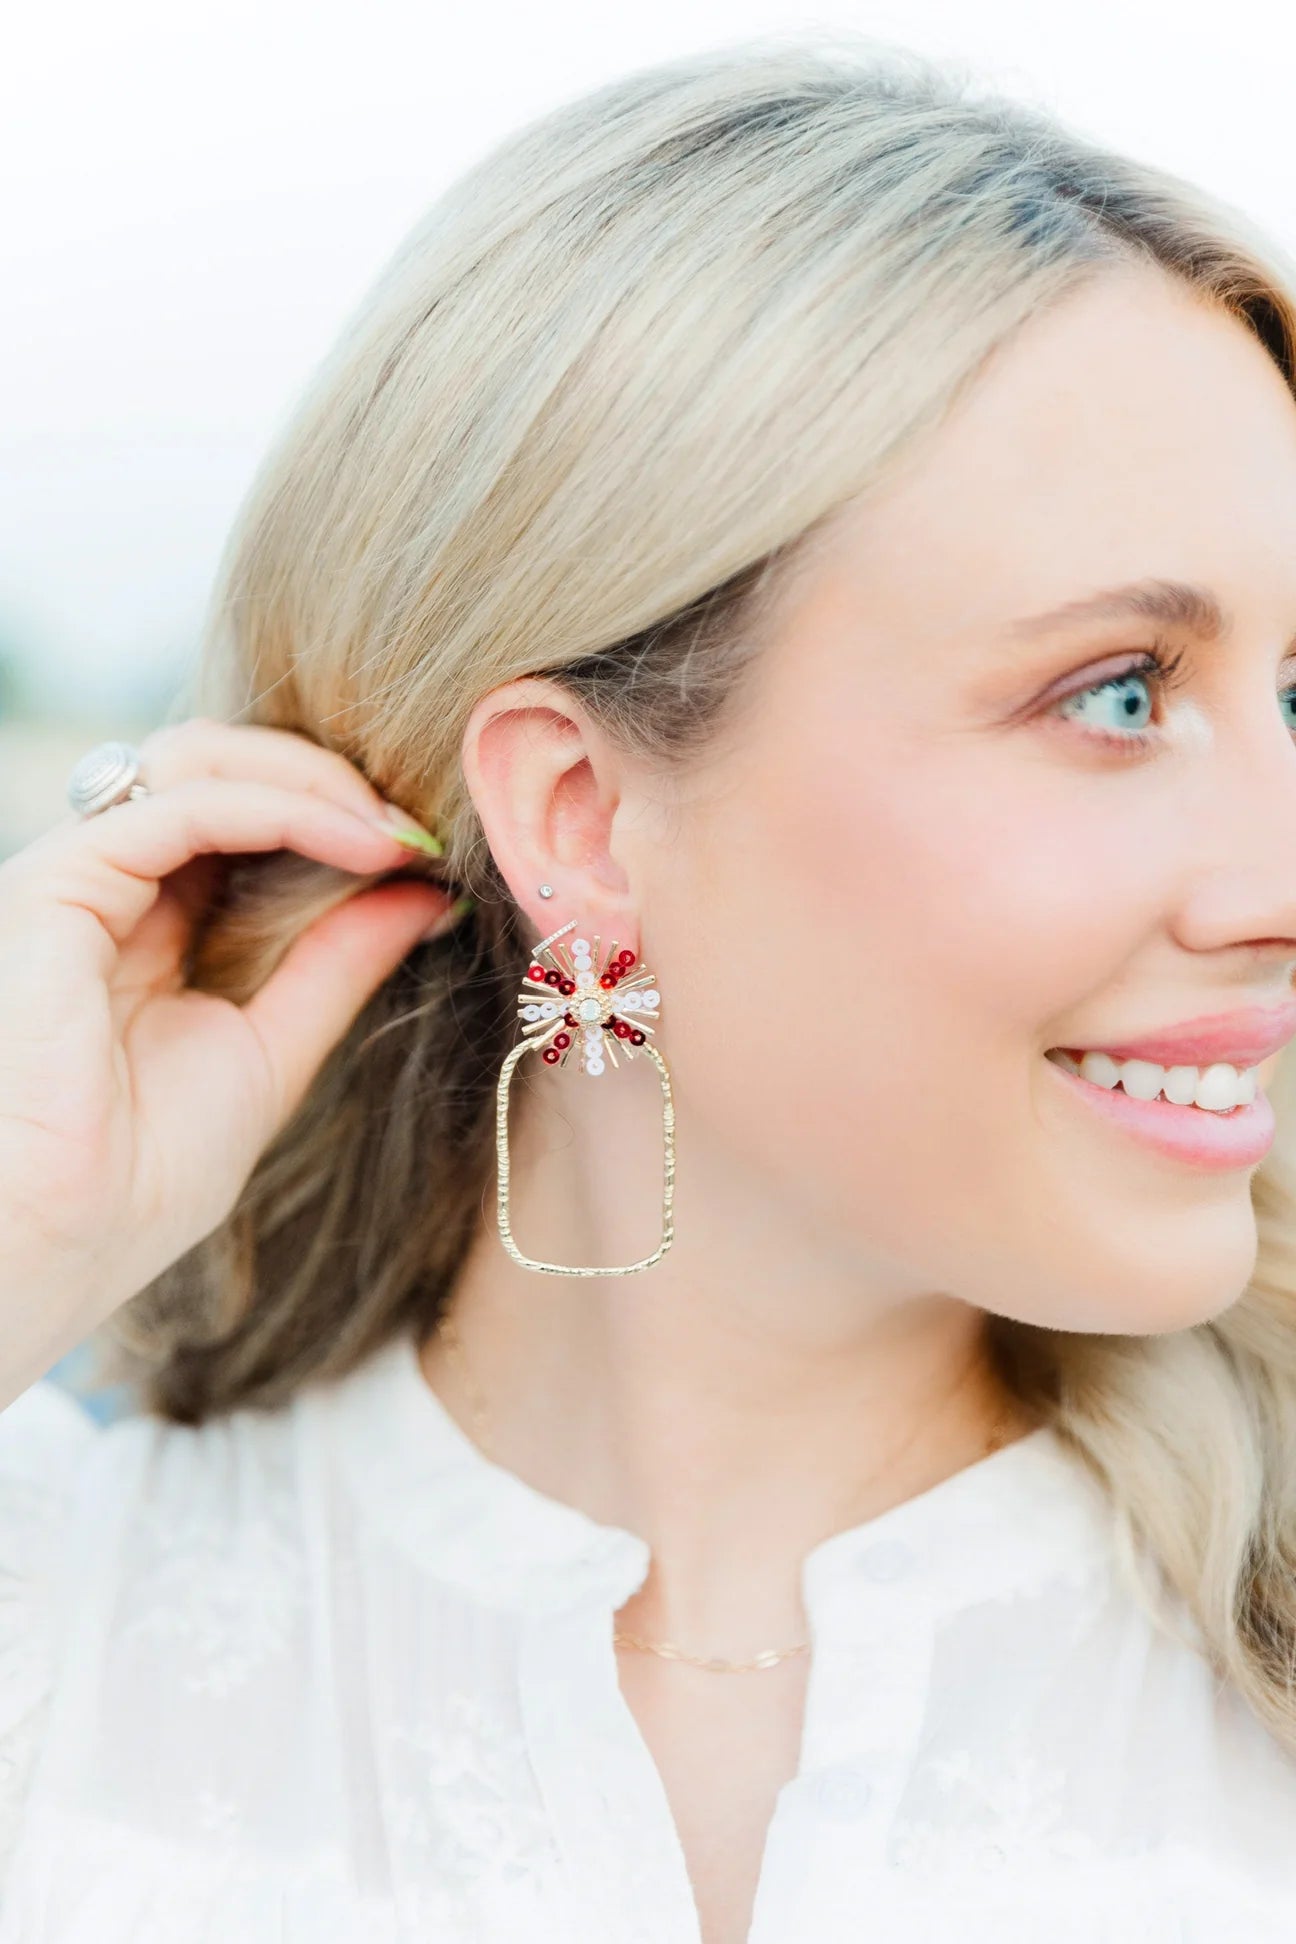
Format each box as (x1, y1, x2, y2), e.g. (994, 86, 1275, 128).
(1029, 1244, 1259, 1338)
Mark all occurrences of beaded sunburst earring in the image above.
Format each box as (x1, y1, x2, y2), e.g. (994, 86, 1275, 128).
(495, 916, 676, 1275)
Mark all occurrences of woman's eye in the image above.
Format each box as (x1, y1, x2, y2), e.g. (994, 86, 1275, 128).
(1051, 648, 1296, 753)
(1054, 668, 1157, 740)
(1051, 661, 1168, 749)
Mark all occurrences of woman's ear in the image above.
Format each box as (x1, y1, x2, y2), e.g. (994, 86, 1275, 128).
(460, 675, 640, 943)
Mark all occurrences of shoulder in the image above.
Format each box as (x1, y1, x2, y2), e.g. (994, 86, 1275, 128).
(0, 1368, 317, 1723)
(83, 1386, 322, 1713)
(0, 1373, 336, 1903)
(0, 1370, 316, 1724)
(0, 1379, 105, 1884)
(0, 1378, 103, 1716)
(0, 1360, 314, 1632)
(0, 1373, 100, 1487)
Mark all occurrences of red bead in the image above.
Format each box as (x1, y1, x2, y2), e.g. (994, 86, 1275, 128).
(558, 978, 575, 995)
(630, 1029, 645, 1045)
(528, 963, 545, 981)
(617, 950, 635, 967)
(542, 1046, 561, 1064)
(564, 1012, 577, 1027)
(614, 1019, 631, 1038)
(554, 1032, 571, 1049)
(599, 973, 616, 989)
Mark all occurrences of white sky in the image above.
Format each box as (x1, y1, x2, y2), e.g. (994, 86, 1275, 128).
(3, 0, 1294, 718)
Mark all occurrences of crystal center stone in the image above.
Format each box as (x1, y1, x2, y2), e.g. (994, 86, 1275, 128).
(578, 998, 602, 1022)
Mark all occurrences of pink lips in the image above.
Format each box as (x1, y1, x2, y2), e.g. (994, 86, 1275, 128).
(1053, 998, 1296, 1073)
(1044, 1054, 1277, 1168)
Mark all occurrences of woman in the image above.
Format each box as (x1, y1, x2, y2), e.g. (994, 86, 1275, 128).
(3, 31, 1296, 1942)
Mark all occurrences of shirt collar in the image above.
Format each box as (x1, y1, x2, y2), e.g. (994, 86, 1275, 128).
(318, 1327, 1116, 1623)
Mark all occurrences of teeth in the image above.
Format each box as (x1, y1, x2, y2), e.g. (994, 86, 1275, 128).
(1046, 1048, 1258, 1112)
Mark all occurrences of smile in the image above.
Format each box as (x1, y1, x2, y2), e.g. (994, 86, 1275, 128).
(1044, 1048, 1258, 1113)
(1042, 1049, 1276, 1170)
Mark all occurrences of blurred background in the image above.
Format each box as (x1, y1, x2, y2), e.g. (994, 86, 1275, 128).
(5, 0, 1294, 1420)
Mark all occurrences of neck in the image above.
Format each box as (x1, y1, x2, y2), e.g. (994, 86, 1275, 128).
(417, 1077, 1035, 1654)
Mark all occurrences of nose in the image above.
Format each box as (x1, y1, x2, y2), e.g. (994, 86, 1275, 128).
(1172, 703, 1296, 962)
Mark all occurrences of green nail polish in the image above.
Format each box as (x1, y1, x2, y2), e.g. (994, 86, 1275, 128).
(381, 813, 445, 856)
(419, 893, 476, 941)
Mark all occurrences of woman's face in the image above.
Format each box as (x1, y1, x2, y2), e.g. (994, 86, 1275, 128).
(648, 264, 1296, 1335)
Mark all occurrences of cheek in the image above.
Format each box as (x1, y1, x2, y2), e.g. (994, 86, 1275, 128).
(771, 736, 1108, 1059)
(654, 724, 1225, 1328)
(655, 745, 1071, 1227)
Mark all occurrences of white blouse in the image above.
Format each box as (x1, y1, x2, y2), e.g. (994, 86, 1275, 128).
(2, 1327, 1296, 1941)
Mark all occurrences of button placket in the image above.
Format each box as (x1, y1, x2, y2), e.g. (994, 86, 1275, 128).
(791, 1566, 939, 1887)
(747, 1582, 938, 1944)
(517, 1606, 703, 1944)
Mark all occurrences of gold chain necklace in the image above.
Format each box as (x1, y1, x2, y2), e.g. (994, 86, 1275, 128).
(430, 1306, 1020, 1674)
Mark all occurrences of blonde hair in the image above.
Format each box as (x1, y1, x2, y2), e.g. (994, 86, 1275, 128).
(97, 31, 1296, 1751)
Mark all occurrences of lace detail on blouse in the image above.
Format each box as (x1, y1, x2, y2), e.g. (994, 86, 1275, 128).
(892, 1743, 1103, 1875)
(384, 1690, 564, 1917)
(115, 1468, 306, 1700)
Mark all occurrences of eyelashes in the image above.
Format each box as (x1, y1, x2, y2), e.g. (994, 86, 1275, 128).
(1047, 637, 1296, 756)
(1049, 636, 1190, 753)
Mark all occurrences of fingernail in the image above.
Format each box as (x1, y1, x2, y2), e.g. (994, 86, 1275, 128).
(373, 803, 445, 856)
(421, 894, 475, 939)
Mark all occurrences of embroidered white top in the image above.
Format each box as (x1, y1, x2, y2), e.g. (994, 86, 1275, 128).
(2, 1327, 1296, 1942)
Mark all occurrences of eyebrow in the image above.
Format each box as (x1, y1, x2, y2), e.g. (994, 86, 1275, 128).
(1003, 578, 1232, 645)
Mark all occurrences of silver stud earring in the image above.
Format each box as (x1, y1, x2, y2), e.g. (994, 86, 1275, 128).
(537, 884, 555, 898)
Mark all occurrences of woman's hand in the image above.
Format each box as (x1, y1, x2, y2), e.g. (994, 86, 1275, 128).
(0, 717, 456, 1395)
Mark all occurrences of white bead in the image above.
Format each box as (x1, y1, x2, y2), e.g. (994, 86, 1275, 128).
(642, 992, 659, 1008)
(619, 992, 641, 1010)
(585, 1058, 605, 1076)
(572, 937, 590, 953)
(522, 1005, 541, 1021)
(540, 1002, 558, 1019)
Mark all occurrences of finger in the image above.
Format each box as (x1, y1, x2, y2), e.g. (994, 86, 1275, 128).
(108, 885, 201, 1033)
(110, 854, 224, 991)
(239, 880, 461, 1134)
(155, 851, 225, 926)
(130, 717, 402, 826)
(4, 777, 425, 963)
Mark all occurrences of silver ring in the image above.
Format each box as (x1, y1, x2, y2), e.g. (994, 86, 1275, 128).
(65, 740, 152, 819)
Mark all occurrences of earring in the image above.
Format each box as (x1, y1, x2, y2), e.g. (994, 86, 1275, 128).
(496, 917, 676, 1275)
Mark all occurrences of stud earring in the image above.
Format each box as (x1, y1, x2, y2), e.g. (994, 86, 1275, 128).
(537, 884, 554, 898)
(495, 917, 675, 1275)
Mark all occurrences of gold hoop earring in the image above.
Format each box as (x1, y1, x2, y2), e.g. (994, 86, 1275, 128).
(496, 917, 675, 1275)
